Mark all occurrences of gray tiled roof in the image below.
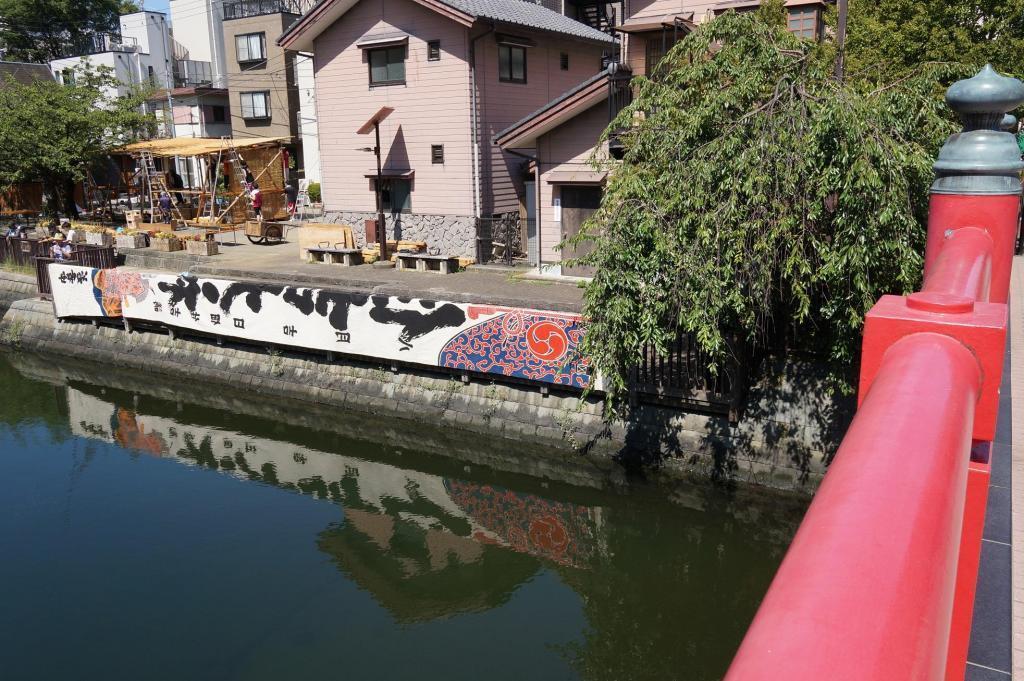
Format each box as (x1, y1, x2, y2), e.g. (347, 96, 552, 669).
(442, 0, 616, 43)
(280, 0, 616, 45)
(0, 61, 53, 88)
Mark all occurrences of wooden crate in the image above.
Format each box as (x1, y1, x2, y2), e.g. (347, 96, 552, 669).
(186, 240, 219, 256)
(115, 234, 147, 249)
(125, 210, 143, 231)
(151, 237, 182, 252)
(85, 232, 114, 247)
(298, 223, 355, 259)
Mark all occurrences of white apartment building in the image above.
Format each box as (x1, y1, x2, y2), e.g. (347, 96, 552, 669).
(169, 0, 229, 88)
(295, 52, 320, 184)
(49, 11, 175, 100)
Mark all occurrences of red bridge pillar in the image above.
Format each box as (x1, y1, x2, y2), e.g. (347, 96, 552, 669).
(925, 65, 1024, 303)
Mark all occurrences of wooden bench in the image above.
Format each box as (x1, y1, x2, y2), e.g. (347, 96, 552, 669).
(307, 246, 363, 266)
(396, 253, 460, 274)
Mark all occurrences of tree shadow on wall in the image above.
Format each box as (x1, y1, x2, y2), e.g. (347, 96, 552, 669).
(609, 356, 855, 490)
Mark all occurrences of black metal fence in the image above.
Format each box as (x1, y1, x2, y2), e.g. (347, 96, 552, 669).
(0, 236, 40, 268)
(476, 214, 525, 266)
(224, 0, 313, 18)
(630, 332, 749, 421)
(3, 238, 116, 297)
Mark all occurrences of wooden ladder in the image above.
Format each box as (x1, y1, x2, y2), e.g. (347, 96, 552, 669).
(138, 150, 186, 228)
(226, 142, 257, 223)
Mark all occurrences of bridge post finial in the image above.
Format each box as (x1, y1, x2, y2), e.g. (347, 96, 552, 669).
(933, 65, 1024, 196)
(925, 65, 1024, 306)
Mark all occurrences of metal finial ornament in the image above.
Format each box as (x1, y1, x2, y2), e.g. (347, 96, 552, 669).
(933, 65, 1024, 195)
(946, 65, 1024, 130)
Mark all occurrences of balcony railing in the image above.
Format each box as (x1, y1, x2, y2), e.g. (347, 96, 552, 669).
(173, 59, 213, 88)
(56, 33, 139, 58)
(607, 65, 632, 159)
(223, 0, 314, 19)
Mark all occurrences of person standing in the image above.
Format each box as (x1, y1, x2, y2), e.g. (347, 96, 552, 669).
(158, 192, 172, 223)
(250, 183, 263, 222)
(285, 182, 298, 216)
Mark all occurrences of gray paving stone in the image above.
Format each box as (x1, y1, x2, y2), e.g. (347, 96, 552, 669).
(983, 483, 1012, 544)
(967, 541, 1013, 673)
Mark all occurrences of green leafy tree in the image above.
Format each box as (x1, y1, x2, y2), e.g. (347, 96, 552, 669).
(575, 5, 965, 402)
(0, 65, 152, 216)
(0, 0, 139, 63)
(843, 0, 1024, 78)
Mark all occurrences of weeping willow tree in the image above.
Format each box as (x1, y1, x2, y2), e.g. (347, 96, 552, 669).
(574, 2, 966, 403)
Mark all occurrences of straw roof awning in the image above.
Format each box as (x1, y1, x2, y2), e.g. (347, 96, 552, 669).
(115, 136, 290, 158)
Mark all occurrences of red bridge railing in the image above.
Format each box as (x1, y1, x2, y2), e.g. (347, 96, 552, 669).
(725, 65, 1023, 681)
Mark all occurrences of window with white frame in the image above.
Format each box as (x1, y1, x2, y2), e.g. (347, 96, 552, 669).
(240, 91, 271, 120)
(235, 32, 267, 63)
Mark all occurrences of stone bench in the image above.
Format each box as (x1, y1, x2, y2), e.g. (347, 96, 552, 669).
(307, 247, 363, 267)
(396, 253, 459, 274)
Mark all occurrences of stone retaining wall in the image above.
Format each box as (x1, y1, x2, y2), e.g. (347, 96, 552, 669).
(0, 270, 36, 317)
(323, 211, 477, 257)
(0, 277, 851, 493)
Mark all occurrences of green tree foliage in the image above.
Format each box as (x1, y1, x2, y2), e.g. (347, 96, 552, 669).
(0, 65, 152, 215)
(0, 0, 140, 63)
(576, 6, 964, 401)
(843, 0, 1024, 78)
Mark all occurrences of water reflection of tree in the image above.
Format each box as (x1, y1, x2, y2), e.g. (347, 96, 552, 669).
(11, 351, 809, 678)
(317, 518, 537, 623)
(555, 499, 794, 681)
(0, 353, 73, 443)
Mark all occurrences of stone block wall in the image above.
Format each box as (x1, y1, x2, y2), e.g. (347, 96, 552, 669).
(324, 210, 477, 257)
(0, 271, 36, 317)
(0, 289, 852, 493)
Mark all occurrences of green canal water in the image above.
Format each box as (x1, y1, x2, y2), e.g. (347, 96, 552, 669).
(0, 351, 805, 681)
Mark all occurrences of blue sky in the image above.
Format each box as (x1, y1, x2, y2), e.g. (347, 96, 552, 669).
(141, 0, 173, 21)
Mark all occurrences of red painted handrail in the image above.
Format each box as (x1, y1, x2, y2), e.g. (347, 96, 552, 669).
(922, 227, 993, 302)
(724, 65, 1021, 681)
(724, 333, 980, 680)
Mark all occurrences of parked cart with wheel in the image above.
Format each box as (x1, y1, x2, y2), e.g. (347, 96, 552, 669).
(244, 220, 286, 245)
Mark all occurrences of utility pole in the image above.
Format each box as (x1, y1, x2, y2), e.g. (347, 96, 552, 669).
(834, 0, 848, 83)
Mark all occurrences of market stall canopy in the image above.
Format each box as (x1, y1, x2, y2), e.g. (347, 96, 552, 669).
(115, 136, 290, 158)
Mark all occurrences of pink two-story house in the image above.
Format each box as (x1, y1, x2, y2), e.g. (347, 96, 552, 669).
(278, 0, 616, 258)
(496, 0, 829, 277)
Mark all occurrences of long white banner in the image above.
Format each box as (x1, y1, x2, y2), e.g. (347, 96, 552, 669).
(49, 264, 592, 389)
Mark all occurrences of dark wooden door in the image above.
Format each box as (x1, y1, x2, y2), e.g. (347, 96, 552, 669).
(560, 185, 602, 277)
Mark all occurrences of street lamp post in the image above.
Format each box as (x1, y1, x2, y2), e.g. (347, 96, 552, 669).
(374, 121, 387, 262)
(357, 107, 395, 264)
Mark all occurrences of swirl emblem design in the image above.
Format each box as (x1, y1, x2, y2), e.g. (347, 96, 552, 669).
(525, 321, 568, 362)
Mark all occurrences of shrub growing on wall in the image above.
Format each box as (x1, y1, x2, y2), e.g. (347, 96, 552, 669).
(574, 3, 965, 402)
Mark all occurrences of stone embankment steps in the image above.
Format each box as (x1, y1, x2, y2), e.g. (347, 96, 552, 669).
(0, 276, 846, 493)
